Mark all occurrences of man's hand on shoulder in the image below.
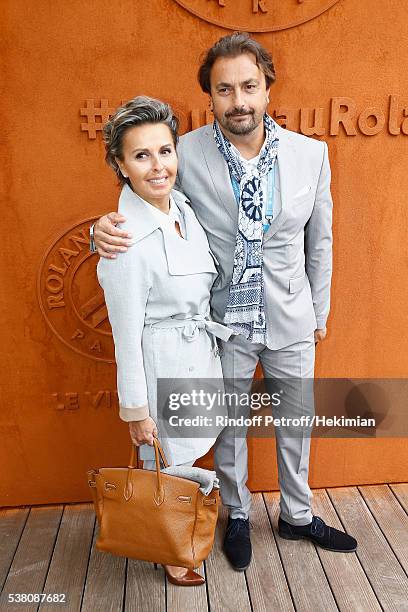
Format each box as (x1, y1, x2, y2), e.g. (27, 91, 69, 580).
(314, 327, 327, 343)
(94, 212, 133, 259)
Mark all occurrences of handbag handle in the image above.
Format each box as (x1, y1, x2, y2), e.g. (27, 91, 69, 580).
(125, 438, 169, 505)
(128, 438, 169, 470)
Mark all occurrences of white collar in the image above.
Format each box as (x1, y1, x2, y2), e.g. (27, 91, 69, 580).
(117, 185, 188, 243)
(146, 195, 181, 220)
(230, 136, 267, 166)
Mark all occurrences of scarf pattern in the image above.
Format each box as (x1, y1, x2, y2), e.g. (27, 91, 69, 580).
(213, 114, 279, 343)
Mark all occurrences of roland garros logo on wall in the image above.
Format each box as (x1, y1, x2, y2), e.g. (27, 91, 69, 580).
(174, 0, 341, 32)
(37, 219, 114, 363)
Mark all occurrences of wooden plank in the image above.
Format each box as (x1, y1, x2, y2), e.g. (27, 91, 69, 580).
(390, 483, 408, 515)
(124, 559, 165, 612)
(359, 485, 408, 575)
(328, 486, 408, 611)
(81, 523, 126, 612)
(167, 562, 207, 612)
(0, 506, 63, 612)
(39, 503, 95, 612)
(312, 489, 381, 612)
(205, 504, 252, 612)
(246, 493, 294, 611)
(263, 491, 338, 612)
(0, 507, 29, 591)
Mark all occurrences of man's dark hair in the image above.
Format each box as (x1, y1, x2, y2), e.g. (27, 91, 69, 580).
(198, 32, 276, 94)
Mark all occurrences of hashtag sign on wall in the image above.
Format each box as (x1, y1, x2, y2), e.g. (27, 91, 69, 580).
(80, 100, 116, 139)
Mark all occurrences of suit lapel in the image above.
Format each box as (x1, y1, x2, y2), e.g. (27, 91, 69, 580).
(198, 126, 238, 224)
(263, 124, 296, 243)
(198, 122, 297, 240)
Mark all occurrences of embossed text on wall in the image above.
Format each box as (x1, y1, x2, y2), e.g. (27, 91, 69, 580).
(37, 219, 115, 363)
(173, 0, 342, 32)
(80, 96, 408, 139)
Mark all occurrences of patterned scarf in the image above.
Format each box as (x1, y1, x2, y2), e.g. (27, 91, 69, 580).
(213, 113, 279, 343)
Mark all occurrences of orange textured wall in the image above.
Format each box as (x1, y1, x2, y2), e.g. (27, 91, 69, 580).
(1, 0, 407, 506)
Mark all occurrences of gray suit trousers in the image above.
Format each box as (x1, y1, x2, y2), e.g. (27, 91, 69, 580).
(214, 333, 315, 526)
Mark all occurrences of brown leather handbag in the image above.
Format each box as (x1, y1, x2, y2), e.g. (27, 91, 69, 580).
(87, 439, 219, 569)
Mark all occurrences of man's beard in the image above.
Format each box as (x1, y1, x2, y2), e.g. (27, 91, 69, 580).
(219, 107, 264, 135)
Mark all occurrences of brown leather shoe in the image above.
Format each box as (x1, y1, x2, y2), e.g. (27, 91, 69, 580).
(154, 563, 205, 586)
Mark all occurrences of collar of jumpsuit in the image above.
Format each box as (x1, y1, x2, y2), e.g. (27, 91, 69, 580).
(145, 194, 186, 239)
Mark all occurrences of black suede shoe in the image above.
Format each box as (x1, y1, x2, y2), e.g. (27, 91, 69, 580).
(278, 515, 357, 552)
(223, 517, 252, 570)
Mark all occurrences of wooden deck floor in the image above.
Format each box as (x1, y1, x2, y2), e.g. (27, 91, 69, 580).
(1, 485, 407, 611)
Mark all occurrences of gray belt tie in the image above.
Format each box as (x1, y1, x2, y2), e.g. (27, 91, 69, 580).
(149, 314, 233, 356)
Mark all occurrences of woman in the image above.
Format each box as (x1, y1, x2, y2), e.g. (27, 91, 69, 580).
(97, 96, 230, 586)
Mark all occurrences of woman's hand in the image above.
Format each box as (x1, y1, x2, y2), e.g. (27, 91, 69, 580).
(129, 417, 158, 446)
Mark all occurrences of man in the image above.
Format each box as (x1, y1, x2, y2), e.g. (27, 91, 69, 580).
(92, 33, 357, 570)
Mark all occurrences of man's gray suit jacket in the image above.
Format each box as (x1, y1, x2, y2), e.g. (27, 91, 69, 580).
(175, 122, 333, 350)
